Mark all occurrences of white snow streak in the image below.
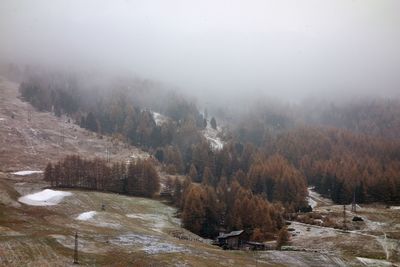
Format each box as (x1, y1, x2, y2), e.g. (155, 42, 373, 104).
(12, 170, 43, 176)
(356, 257, 392, 266)
(152, 111, 169, 126)
(202, 123, 224, 150)
(76, 211, 97, 221)
(111, 233, 189, 254)
(307, 188, 318, 208)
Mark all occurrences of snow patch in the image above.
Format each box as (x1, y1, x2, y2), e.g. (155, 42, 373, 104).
(152, 111, 169, 126)
(390, 206, 400, 210)
(12, 170, 43, 176)
(76, 212, 121, 229)
(356, 257, 392, 266)
(76, 211, 97, 221)
(307, 188, 317, 208)
(0, 118, 5, 121)
(18, 189, 72, 206)
(307, 197, 317, 209)
(111, 233, 189, 254)
(202, 122, 224, 150)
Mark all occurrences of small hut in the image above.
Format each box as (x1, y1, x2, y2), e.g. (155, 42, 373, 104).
(217, 230, 246, 249)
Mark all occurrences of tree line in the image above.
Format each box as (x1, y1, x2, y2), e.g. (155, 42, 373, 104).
(168, 175, 285, 240)
(44, 155, 160, 197)
(18, 73, 212, 151)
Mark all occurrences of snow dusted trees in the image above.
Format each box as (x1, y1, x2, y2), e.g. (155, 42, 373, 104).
(45, 155, 159, 197)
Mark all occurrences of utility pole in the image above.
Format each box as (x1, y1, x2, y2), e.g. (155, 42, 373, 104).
(351, 191, 356, 213)
(106, 147, 110, 163)
(60, 126, 65, 145)
(73, 231, 79, 264)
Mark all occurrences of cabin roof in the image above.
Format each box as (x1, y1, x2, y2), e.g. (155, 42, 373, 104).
(217, 230, 244, 239)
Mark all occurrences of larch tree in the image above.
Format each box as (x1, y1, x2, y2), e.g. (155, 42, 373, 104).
(182, 186, 206, 235)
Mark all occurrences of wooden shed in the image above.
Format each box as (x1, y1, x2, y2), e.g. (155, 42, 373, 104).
(217, 230, 246, 249)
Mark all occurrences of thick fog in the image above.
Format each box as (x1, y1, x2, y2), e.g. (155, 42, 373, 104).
(1, 0, 400, 103)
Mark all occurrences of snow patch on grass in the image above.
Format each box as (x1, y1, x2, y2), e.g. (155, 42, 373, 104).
(356, 257, 393, 266)
(390, 206, 400, 210)
(76, 211, 97, 221)
(111, 233, 189, 254)
(76, 212, 122, 229)
(12, 170, 43, 176)
(18, 189, 72, 206)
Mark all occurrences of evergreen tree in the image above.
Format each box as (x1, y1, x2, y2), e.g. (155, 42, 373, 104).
(44, 162, 54, 187)
(85, 112, 98, 132)
(210, 117, 217, 130)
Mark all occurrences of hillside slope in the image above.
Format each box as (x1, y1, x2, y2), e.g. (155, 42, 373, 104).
(0, 76, 393, 266)
(0, 76, 148, 172)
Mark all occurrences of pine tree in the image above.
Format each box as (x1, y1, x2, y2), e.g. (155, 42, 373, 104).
(85, 112, 98, 132)
(210, 117, 217, 130)
(202, 166, 214, 186)
(188, 164, 198, 182)
(143, 160, 160, 197)
(44, 162, 54, 187)
(172, 178, 183, 206)
(182, 186, 206, 235)
(276, 227, 289, 250)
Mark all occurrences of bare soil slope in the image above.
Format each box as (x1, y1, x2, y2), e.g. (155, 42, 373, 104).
(0, 76, 147, 172)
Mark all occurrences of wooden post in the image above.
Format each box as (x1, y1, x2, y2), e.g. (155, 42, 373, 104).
(351, 191, 356, 213)
(343, 205, 347, 230)
(73, 231, 79, 264)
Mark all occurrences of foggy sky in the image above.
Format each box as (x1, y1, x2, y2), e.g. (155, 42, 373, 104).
(1, 0, 400, 103)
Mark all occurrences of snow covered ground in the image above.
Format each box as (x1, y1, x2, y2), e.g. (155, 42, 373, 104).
(152, 111, 169, 126)
(12, 170, 43, 176)
(307, 187, 333, 208)
(307, 187, 318, 208)
(18, 189, 72, 206)
(76, 211, 97, 221)
(356, 257, 393, 266)
(152, 111, 224, 150)
(75, 211, 122, 229)
(202, 122, 224, 150)
(111, 233, 189, 254)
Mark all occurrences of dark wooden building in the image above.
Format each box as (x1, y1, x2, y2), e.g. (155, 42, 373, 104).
(217, 230, 246, 249)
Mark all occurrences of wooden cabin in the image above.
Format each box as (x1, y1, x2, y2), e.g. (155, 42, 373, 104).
(217, 230, 246, 249)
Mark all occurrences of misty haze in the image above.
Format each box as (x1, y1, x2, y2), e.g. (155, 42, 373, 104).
(0, 1, 400, 266)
